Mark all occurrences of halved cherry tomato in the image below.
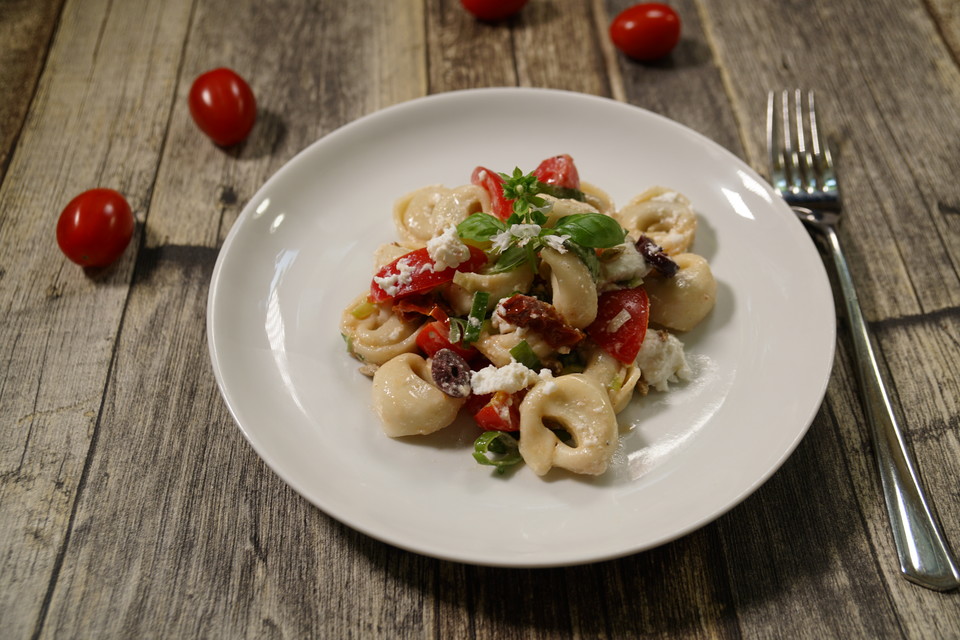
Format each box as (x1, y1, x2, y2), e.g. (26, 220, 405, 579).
(460, 0, 528, 21)
(586, 287, 650, 363)
(471, 166, 514, 220)
(56, 188, 135, 267)
(532, 154, 580, 190)
(609, 3, 681, 62)
(416, 320, 478, 361)
(369, 245, 487, 302)
(188, 68, 257, 146)
(472, 391, 522, 432)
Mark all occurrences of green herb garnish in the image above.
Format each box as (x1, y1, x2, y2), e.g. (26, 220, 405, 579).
(462, 291, 490, 344)
(455, 167, 627, 276)
(473, 431, 523, 474)
(509, 339, 542, 370)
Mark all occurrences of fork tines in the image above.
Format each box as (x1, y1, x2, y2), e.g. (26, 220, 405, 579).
(766, 89, 839, 209)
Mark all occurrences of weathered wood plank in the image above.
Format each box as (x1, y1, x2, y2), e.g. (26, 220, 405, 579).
(36, 0, 437, 637)
(701, 0, 960, 319)
(0, 0, 65, 179)
(605, 0, 743, 153)
(698, 0, 960, 634)
(0, 0, 193, 637)
(148, 0, 426, 250)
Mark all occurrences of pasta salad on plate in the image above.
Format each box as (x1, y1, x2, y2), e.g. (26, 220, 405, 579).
(340, 154, 717, 477)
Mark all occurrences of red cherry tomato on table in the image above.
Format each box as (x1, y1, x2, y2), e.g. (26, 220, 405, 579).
(188, 68, 257, 146)
(56, 188, 135, 267)
(460, 0, 528, 21)
(610, 3, 681, 61)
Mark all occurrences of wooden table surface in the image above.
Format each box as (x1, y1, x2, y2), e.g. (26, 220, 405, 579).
(3, 0, 960, 637)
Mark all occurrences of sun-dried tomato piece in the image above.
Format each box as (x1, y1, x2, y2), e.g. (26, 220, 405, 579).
(497, 294, 584, 349)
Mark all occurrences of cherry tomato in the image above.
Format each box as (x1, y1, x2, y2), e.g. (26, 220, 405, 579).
(188, 68, 257, 146)
(532, 154, 580, 190)
(56, 188, 135, 267)
(472, 391, 522, 431)
(369, 246, 488, 302)
(460, 0, 528, 21)
(586, 287, 650, 363)
(471, 166, 514, 220)
(609, 3, 681, 61)
(416, 320, 478, 361)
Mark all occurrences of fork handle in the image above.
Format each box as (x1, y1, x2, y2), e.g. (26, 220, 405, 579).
(821, 224, 960, 591)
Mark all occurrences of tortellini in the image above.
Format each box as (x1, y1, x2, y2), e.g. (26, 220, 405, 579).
(372, 353, 466, 436)
(643, 253, 717, 332)
(519, 375, 619, 476)
(393, 184, 490, 248)
(340, 294, 420, 365)
(539, 247, 597, 329)
(613, 186, 697, 255)
(581, 345, 643, 413)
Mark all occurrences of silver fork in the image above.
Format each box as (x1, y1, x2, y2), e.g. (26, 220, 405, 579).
(767, 89, 960, 591)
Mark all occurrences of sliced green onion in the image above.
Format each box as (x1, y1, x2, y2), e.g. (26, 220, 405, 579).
(509, 340, 542, 370)
(350, 300, 377, 319)
(447, 317, 466, 344)
(341, 333, 364, 360)
(609, 374, 623, 393)
(473, 431, 523, 474)
(461, 291, 490, 344)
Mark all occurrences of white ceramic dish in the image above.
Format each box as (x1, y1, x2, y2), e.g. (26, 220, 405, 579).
(207, 88, 836, 567)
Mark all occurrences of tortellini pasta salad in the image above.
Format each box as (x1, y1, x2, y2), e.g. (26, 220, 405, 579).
(340, 154, 716, 477)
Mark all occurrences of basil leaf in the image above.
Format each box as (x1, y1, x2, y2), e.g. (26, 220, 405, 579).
(488, 245, 529, 273)
(457, 213, 505, 242)
(564, 240, 601, 281)
(552, 213, 626, 248)
(538, 182, 585, 202)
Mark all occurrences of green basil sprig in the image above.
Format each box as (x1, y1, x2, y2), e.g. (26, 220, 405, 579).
(552, 213, 626, 248)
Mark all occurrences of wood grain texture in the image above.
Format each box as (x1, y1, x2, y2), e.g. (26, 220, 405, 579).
(0, 0, 65, 179)
(0, 0, 192, 637)
(1, 0, 959, 637)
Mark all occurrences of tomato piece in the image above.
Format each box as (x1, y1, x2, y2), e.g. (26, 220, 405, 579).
(369, 245, 487, 302)
(460, 0, 528, 21)
(416, 320, 478, 361)
(609, 3, 681, 61)
(472, 391, 521, 432)
(532, 154, 580, 190)
(393, 296, 450, 322)
(586, 287, 650, 363)
(188, 68, 257, 146)
(471, 166, 514, 220)
(497, 294, 584, 349)
(56, 188, 135, 267)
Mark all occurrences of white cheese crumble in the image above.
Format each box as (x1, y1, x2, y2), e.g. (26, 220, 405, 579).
(541, 234, 570, 253)
(426, 225, 471, 271)
(470, 361, 554, 395)
(600, 241, 650, 286)
(491, 224, 541, 253)
(651, 190, 680, 203)
(635, 330, 692, 392)
(373, 257, 418, 296)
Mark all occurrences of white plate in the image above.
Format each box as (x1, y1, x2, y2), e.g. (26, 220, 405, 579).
(208, 88, 836, 567)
